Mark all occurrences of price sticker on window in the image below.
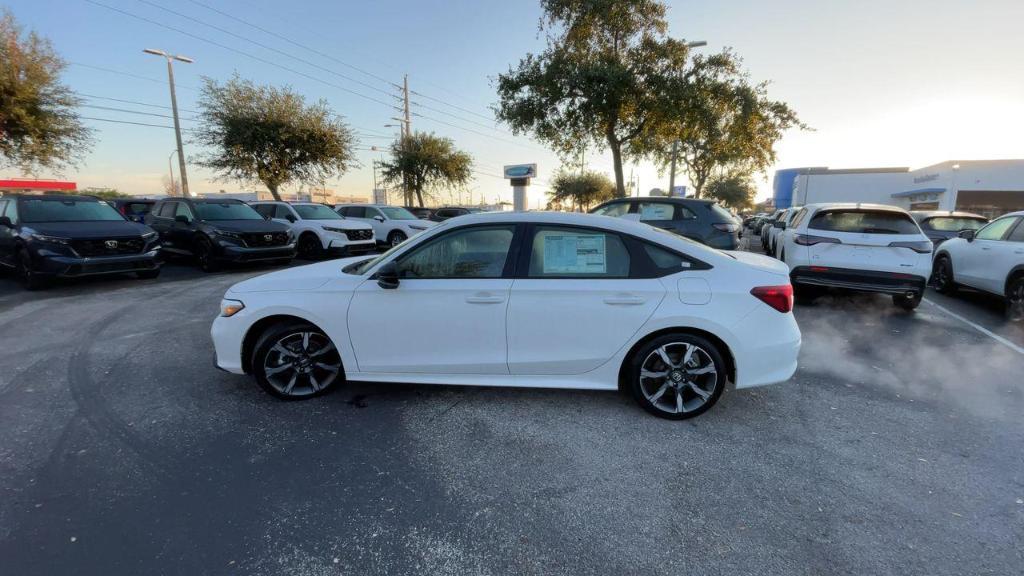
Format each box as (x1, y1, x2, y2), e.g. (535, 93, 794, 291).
(543, 234, 607, 274)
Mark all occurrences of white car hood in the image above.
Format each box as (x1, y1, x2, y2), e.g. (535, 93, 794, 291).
(723, 250, 791, 277)
(228, 256, 373, 293)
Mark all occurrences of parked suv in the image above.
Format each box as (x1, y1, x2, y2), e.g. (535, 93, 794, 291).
(0, 194, 161, 289)
(589, 197, 740, 250)
(146, 198, 295, 271)
(251, 201, 375, 259)
(910, 210, 988, 248)
(777, 203, 932, 310)
(334, 204, 436, 247)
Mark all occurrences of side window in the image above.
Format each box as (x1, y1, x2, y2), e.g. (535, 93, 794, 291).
(592, 202, 630, 218)
(789, 208, 808, 228)
(6, 200, 19, 224)
(1008, 220, 1024, 243)
(637, 202, 674, 222)
(675, 205, 697, 220)
(396, 225, 515, 279)
(642, 243, 694, 273)
(252, 204, 272, 218)
(274, 205, 293, 219)
(976, 217, 1018, 241)
(366, 208, 383, 219)
(157, 202, 176, 218)
(347, 207, 365, 218)
(0, 200, 7, 217)
(528, 226, 629, 278)
(175, 202, 194, 220)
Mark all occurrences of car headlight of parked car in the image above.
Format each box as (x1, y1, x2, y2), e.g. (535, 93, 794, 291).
(213, 229, 244, 241)
(322, 226, 347, 234)
(408, 224, 428, 231)
(30, 233, 71, 245)
(220, 299, 245, 317)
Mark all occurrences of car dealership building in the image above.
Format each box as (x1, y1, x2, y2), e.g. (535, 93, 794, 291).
(773, 160, 1024, 218)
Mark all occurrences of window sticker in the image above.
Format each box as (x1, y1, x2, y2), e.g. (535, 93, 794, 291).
(543, 234, 607, 274)
(639, 204, 672, 220)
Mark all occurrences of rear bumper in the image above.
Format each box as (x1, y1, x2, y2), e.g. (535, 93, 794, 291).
(731, 303, 801, 389)
(218, 243, 296, 263)
(35, 249, 162, 277)
(791, 266, 926, 296)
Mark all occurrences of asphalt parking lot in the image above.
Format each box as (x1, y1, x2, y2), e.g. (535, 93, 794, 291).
(1, 245, 1023, 576)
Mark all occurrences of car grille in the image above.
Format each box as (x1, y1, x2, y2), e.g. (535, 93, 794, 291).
(243, 232, 290, 247)
(71, 237, 145, 257)
(345, 229, 373, 241)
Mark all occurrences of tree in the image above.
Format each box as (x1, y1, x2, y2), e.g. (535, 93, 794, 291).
(496, 0, 693, 197)
(379, 132, 473, 208)
(80, 187, 122, 199)
(646, 51, 803, 198)
(193, 75, 355, 200)
(161, 174, 181, 196)
(548, 169, 616, 211)
(705, 171, 756, 212)
(0, 10, 92, 173)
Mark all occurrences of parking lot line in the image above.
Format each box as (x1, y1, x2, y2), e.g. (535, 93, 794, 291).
(923, 298, 1024, 356)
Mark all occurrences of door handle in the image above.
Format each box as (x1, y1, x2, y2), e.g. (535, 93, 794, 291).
(465, 294, 505, 304)
(981, 247, 991, 250)
(604, 295, 646, 305)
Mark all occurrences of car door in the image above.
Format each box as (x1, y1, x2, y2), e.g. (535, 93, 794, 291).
(149, 201, 178, 250)
(347, 224, 519, 374)
(0, 199, 14, 266)
(506, 225, 665, 375)
(959, 216, 1019, 291)
(171, 202, 197, 252)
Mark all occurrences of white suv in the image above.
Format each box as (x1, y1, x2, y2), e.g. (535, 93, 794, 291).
(334, 204, 436, 247)
(777, 203, 933, 310)
(251, 201, 375, 259)
(932, 211, 1024, 321)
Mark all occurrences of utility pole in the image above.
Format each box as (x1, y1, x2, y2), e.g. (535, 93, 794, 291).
(668, 139, 679, 196)
(145, 49, 193, 196)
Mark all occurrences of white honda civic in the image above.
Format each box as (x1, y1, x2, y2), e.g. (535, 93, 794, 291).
(211, 211, 801, 419)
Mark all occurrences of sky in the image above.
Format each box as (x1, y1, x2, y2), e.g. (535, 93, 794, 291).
(5, 0, 1024, 206)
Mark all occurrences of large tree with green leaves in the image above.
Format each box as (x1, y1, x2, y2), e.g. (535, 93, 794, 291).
(645, 51, 803, 198)
(496, 0, 695, 197)
(0, 10, 92, 173)
(379, 132, 473, 208)
(705, 171, 756, 212)
(193, 75, 355, 200)
(548, 169, 616, 211)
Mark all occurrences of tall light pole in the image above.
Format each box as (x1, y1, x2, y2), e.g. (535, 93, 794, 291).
(668, 40, 707, 198)
(144, 49, 193, 197)
(167, 149, 177, 195)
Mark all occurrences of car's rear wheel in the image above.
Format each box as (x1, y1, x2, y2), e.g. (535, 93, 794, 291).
(629, 334, 726, 420)
(893, 292, 922, 311)
(194, 236, 220, 272)
(16, 248, 43, 291)
(1006, 276, 1024, 322)
(252, 321, 343, 400)
(387, 230, 407, 247)
(297, 232, 322, 259)
(933, 256, 956, 294)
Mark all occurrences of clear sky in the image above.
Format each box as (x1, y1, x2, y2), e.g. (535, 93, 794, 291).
(5, 0, 1024, 206)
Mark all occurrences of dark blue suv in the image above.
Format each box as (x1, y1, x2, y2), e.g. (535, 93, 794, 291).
(590, 197, 740, 250)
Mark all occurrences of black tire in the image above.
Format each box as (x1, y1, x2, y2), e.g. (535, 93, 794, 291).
(932, 255, 957, 294)
(628, 333, 726, 420)
(16, 247, 44, 290)
(1006, 275, 1024, 322)
(194, 236, 220, 272)
(893, 293, 922, 311)
(387, 230, 407, 247)
(252, 321, 344, 400)
(136, 268, 161, 280)
(297, 233, 323, 260)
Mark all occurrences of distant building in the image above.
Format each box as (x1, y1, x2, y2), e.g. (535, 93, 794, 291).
(0, 179, 77, 195)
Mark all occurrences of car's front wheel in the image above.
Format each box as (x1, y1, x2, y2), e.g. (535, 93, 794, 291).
(297, 233, 322, 259)
(387, 230, 407, 247)
(629, 334, 726, 420)
(194, 236, 220, 272)
(16, 247, 44, 290)
(252, 321, 343, 400)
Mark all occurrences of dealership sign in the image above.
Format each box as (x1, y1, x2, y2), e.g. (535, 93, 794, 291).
(503, 164, 537, 179)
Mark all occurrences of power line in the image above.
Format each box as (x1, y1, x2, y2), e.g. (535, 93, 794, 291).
(76, 92, 201, 115)
(412, 111, 549, 154)
(411, 90, 497, 123)
(80, 116, 196, 131)
(79, 104, 200, 122)
(69, 62, 198, 90)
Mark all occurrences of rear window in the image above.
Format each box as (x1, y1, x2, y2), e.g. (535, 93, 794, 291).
(808, 210, 919, 234)
(924, 216, 987, 232)
(708, 203, 735, 222)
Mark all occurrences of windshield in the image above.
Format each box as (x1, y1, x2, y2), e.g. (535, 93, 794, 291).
(293, 204, 343, 220)
(809, 209, 920, 234)
(194, 202, 264, 221)
(925, 216, 987, 231)
(379, 206, 418, 220)
(20, 198, 125, 223)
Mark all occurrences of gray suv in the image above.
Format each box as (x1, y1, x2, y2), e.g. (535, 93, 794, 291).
(589, 197, 740, 250)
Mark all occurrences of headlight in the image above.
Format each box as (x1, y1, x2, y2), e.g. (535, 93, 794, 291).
(322, 226, 347, 233)
(30, 233, 71, 244)
(213, 229, 243, 240)
(220, 299, 245, 317)
(408, 224, 427, 231)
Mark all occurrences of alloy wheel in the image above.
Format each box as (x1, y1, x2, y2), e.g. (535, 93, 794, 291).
(262, 331, 342, 397)
(638, 342, 718, 415)
(390, 232, 406, 247)
(1009, 280, 1024, 322)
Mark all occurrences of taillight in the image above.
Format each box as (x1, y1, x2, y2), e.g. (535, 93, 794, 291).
(713, 223, 739, 233)
(751, 285, 794, 313)
(794, 234, 841, 246)
(888, 240, 933, 253)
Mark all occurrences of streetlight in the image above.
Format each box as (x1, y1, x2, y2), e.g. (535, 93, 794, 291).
(167, 149, 177, 195)
(668, 40, 707, 197)
(144, 48, 193, 197)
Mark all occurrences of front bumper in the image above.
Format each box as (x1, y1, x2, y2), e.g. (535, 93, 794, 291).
(218, 243, 297, 263)
(326, 239, 376, 256)
(791, 266, 927, 296)
(33, 249, 162, 278)
(211, 312, 248, 374)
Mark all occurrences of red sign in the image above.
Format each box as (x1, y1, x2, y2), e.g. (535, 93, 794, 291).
(0, 179, 77, 190)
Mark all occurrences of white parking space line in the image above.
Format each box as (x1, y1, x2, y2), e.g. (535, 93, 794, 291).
(923, 298, 1024, 356)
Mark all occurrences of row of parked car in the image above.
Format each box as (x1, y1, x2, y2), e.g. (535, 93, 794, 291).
(744, 205, 1024, 320)
(0, 193, 489, 289)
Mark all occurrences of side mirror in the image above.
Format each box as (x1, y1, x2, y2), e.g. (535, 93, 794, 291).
(0, 216, 12, 227)
(958, 229, 976, 241)
(174, 214, 191, 224)
(376, 261, 400, 289)
(373, 215, 385, 222)
(286, 214, 297, 223)
(773, 221, 786, 229)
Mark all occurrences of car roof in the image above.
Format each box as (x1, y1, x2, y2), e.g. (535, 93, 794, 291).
(803, 202, 911, 213)
(185, 198, 245, 203)
(6, 193, 101, 202)
(910, 210, 987, 219)
(601, 196, 716, 205)
(995, 211, 1024, 219)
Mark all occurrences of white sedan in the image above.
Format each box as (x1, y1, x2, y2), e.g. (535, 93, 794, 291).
(211, 212, 801, 419)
